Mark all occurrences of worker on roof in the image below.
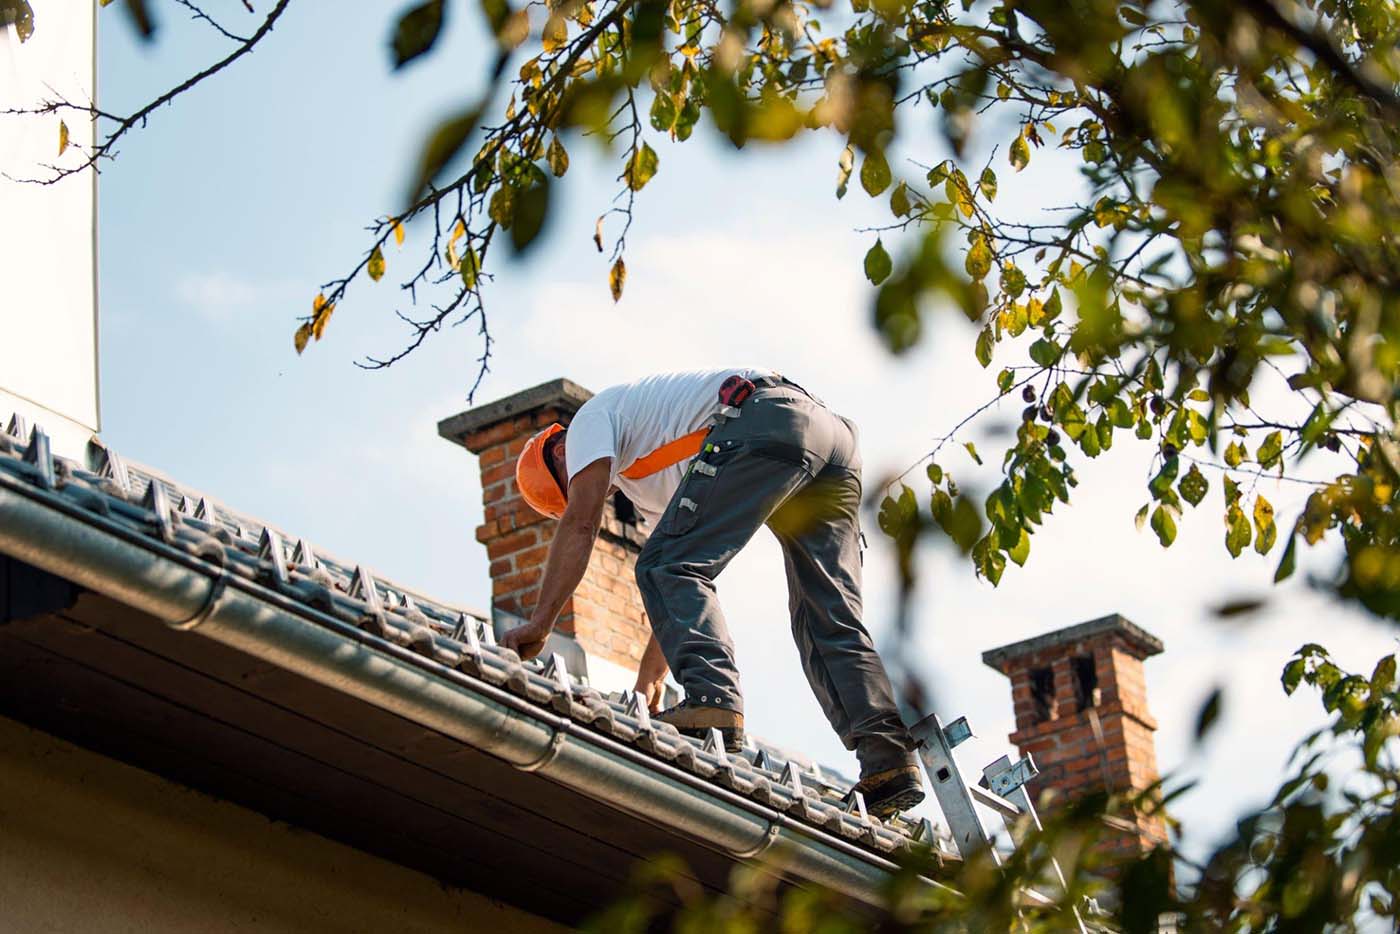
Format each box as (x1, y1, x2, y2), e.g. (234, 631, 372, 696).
(501, 368, 924, 819)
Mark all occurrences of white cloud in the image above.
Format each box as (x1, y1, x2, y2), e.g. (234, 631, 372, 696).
(173, 270, 263, 319)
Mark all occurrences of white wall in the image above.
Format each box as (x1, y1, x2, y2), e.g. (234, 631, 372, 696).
(0, 1, 99, 457)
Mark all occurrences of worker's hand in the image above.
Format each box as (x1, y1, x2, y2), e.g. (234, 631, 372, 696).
(501, 619, 551, 661)
(634, 673, 667, 715)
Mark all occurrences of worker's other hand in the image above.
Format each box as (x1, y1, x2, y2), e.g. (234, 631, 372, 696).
(635, 674, 667, 714)
(501, 620, 551, 660)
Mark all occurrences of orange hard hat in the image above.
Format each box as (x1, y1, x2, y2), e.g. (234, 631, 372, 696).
(516, 423, 568, 519)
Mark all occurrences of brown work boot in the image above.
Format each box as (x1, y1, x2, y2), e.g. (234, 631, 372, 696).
(655, 701, 745, 753)
(855, 765, 925, 819)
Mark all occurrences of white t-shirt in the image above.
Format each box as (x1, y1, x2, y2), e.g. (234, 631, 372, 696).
(565, 367, 773, 528)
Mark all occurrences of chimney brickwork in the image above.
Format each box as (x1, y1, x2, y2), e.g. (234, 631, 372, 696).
(439, 379, 651, 671)
(983, 614, 1168, 860)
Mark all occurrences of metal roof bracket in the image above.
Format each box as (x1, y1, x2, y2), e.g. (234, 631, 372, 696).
(22, 427, 54, 490)
(141, 479, 176, 543)
(257, 527, 289, 586)
(349, 565, 383, 612)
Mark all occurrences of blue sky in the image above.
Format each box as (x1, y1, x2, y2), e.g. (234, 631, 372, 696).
(92, 2, 1398, 867)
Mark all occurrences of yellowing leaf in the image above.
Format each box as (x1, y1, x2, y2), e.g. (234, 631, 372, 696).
(392, 218, 406, 247)
(836, 144, 854, 199)
(609, 257, 626, 302)
(313, 292, 328, 314)
(625, 142, 659, 191)
(593, 215, 605, 252)
(541, 12, 567, 52)
(294, 322, 313, 355)
(311, 301, 335, 340)
(58, 120, 69, 156)
(1253, 494, 1277, 554)
(965, 234, 993, 281)
(889, 181, 910, 217)
(367, 245, 386, 282)
(460, 248, 480, 289)
(547, 135, 570, 177)
(1009, 133, 1031, 172)
(979, 167, 997, 202)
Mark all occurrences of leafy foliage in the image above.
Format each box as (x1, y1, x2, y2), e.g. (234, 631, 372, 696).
(589, 648, 1399, 931)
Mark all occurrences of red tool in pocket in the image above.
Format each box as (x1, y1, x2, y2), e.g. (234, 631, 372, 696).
(718, 375, 757, 407)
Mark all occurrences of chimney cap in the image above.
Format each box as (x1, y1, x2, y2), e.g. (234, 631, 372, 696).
(981, 613, 1163, 674)
(437, 377, 594, 448)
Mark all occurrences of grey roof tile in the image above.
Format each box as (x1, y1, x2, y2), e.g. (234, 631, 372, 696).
(0, 415, 948, 859)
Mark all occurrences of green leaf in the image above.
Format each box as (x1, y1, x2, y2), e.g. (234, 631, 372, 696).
(996, 369, 1015, 393)
(1148, 456, 1179, 499)
(1274, 532, 1297, 581)
(367, 245, 386, 282)
(965, 235, 993, 280)
(860, 149, 891, 196)
(926, 462, 943, 484)
(978, 167, 998, 201)
(973, 534, 1007, 585)
(1281, 658, 1306, 695)
(408, 105, 483, 201)
(964, 441, 982, 465)
(1135, 503, 1150, 531)
(4, 0, 34, 42)
(649, 92, 677, 132)
(975, 327, 994, 368)
(625, 142, 660, 191)
(1256, 430, 1284, 469)
(1178, 464, 1208, 507)
(1193, 687, 1222, 740)
(1043, 288, 1062, 320)
(864, 239, 892, 286)
(1009, 133, 1031, 171)
(1029, 338, 1061, 367)
(1151, 505, 1177, 546)
(1226, 505, 1252, 557)
(391, 0, 446, 69)
(1223, 441, 1247, 467)
(1007, 526, 1030, 566)
(1370, 655, 1396, 693)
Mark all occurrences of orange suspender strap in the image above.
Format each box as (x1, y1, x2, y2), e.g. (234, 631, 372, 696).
(619, 428, 711, 480)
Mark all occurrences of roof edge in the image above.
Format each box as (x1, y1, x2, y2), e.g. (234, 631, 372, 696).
(981, 613, 1164, 673)
(437, 378, 594, 447)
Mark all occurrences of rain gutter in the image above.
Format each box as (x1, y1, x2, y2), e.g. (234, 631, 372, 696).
(0, 473, 937, 908)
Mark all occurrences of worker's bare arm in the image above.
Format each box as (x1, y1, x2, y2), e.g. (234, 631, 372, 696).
(634, 634, 670, 713)
(501, 457, 612, 660)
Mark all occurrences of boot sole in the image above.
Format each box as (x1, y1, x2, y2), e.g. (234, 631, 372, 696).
(866, 786, 925, 819)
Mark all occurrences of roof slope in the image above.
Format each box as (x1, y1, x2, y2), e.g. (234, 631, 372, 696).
(0, 416, 949, 917)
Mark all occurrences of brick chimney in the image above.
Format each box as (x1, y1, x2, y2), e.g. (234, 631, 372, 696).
(438, 379, 652, 684)
(982, 614, 1168, 860)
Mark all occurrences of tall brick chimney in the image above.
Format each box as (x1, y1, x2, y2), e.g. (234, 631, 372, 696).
(438, 379, 652, 688)
(982, 614, 1168, 860)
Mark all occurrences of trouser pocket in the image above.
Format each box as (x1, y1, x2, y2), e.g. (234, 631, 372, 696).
(660, 438, 738, 535)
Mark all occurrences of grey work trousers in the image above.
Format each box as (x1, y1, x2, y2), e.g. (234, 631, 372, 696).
(635, 384, 918, 776)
